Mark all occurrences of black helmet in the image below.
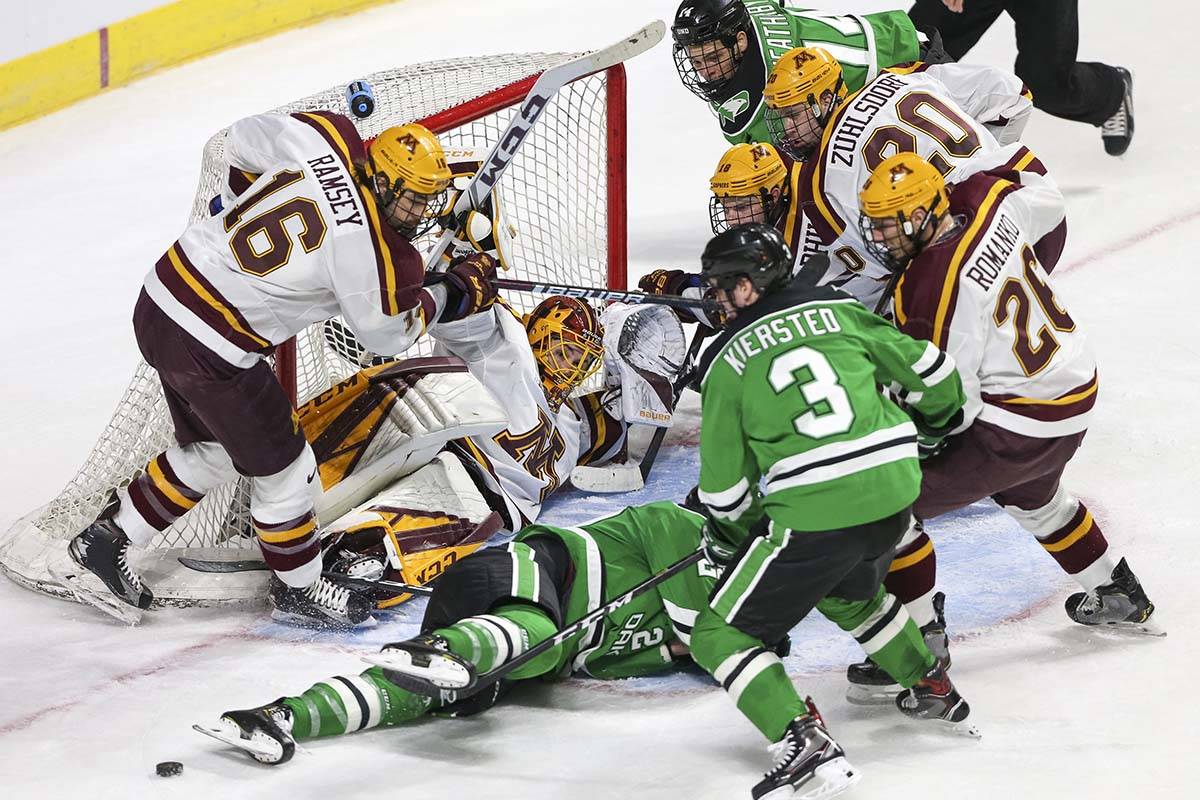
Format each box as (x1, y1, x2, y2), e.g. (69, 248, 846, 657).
(700, 223, 793, 296)
(671, 0, 751, 100)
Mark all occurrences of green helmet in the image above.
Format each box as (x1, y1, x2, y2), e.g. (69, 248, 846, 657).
(700, 223, 793, 295)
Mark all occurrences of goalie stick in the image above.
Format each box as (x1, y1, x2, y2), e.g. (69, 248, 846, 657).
(424, 20, 666, 271)
(362, 548, 707, 695)
(177, 556, 433, 597)
(569, 327, 709, 493)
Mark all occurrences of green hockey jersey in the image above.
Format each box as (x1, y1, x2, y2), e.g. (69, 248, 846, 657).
(514, 501, 719, 680)
(697, 282, 965, 534)
(710, 2, 920, 143)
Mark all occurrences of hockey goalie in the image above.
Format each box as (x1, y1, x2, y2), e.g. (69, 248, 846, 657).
(297, 292, 687, 629)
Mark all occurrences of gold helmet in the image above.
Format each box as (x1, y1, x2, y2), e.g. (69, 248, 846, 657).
(857, 152, 950, 272)
(363, 123, 453, 238)
(709, 142, 790, 233)
(525, 297, 605, 409)
(763, 47, 846, 160)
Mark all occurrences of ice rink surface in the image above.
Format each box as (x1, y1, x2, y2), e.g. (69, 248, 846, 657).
(1, 1, 1197, 797)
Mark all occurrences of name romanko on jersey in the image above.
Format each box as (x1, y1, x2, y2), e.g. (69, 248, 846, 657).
(722, 305, 844, 375)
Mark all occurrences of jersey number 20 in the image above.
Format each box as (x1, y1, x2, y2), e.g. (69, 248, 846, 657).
(768, 346, 855, 438)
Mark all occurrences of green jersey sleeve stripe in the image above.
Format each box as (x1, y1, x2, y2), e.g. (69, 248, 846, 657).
(699, 477, 752, 519)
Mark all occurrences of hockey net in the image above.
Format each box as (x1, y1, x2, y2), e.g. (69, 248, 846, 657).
(0, 53, 627, 605)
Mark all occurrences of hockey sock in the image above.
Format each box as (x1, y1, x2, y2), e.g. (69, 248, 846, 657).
(689, 607, 806, 742)
(1035, 503, 1115, 590)
(283, 667, 435, 739)
(434, 602, 561, 680)
(117, 443, 237, 546)
(884, 526, 938, 627)
(818, 587, 934, 688)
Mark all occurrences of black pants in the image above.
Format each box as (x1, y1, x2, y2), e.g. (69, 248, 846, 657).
(909, 0, 1124, 126)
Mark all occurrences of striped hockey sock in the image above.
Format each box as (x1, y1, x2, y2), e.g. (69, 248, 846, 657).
(283, 668, 434, 739)
(819, 586, 933, 688)
(435, 602, 560, 680)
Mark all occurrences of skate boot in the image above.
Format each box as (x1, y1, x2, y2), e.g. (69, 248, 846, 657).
(751, 698, 860, 800)
(194, 701, 296, 765)
(1065, 558, 1160, 634)
(269, 576, 374, 629)
(895, 662, 979, 738)
(375, 633, 476, 696)
(66, 519, 153, 610)
(1102, 67, 1134, 156)
(846, 592, 949, 705)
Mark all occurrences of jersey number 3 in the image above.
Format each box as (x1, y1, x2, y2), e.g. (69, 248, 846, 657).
(224, 170, 328, 276)
(768, 346, 855, 438)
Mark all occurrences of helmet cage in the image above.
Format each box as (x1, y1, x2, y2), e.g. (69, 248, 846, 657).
(858, 195, 943, 273)
(709, 186, 787, 234)
(366, 152, 451, 240)
(764, 78, 843, 161)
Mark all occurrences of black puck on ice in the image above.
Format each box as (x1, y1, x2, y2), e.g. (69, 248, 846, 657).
(156, 761, 183, 777)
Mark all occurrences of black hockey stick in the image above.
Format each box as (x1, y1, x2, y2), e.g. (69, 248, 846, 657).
(362, 548, 706, 695)
(424, 21, 665, 271)
(177, 556, 433, 597)
(493, 277, 722, 314)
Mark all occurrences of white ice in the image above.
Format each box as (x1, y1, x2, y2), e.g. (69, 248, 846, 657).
(1, 1, 1197, 798)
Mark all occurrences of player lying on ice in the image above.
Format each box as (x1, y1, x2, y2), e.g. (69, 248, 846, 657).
(199, 498, 976, 796)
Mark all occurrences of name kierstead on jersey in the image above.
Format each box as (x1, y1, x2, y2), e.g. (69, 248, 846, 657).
(306, 154, 364, 227)
(722, 306, 843, 375)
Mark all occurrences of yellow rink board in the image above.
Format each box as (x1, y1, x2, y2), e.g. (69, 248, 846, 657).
(0, 0, 398, 130)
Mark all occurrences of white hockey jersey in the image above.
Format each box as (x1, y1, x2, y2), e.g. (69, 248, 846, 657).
(432, 305, 626, 527)
(894, 171, 1096, 438)
(779, 62, 1052, 311)
(143, 111, 442, 368)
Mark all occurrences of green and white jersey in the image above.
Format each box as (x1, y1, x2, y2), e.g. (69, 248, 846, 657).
(514, 501, 719, 680)
(697, 283, 965, 534)
(711, 2, 920, 143)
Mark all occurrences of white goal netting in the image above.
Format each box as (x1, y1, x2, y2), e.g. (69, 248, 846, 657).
(0, 53, 626, 605)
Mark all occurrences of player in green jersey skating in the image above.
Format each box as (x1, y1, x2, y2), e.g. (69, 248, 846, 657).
(670, 0, 923, 144)
(687, 223, 977, 799)
(197, 500, 723, 766)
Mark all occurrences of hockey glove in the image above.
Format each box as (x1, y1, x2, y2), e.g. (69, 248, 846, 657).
(638, 269, 726, 327)
(700, 520, 741, 568)
(439, 253, 498, 322)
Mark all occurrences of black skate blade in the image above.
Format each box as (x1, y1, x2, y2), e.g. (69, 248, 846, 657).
(48, 564, 144, 626)
(269, 608, 376, 631)
(759, 756, 862, 800)
(844, 684, 898, 706)
(1091, 617, 1166, 637)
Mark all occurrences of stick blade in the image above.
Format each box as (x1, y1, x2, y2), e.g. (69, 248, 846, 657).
(570, 463, 645, 494)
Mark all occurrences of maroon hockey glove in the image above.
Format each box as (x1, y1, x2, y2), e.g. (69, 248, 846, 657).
(439, 253, 498, 322)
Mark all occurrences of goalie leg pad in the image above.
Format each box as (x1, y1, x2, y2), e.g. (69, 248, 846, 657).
(322, 451, 503, 606)
(299, 357, 508, 525)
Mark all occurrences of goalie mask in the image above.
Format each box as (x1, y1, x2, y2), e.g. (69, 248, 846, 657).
(362, 123, 452, 239)
(525, 296, 605, 409)
(709, 142, 790, 234)
(764, 47, 847, 161)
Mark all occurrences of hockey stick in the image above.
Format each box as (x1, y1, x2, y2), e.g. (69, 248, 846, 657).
(569, 327, 710, 493)
(177, 556, 433, 597)
(493, 277, 722, 314)
(424, 21, 666, 271)
(362, 548, 706, 695)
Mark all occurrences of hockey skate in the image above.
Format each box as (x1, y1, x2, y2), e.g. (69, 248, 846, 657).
(269, 576, 374, 630)
(194, 701, 296, 765)
(1101, 67, 1134, 156)
(56, 519, 153, 624)
(846, 592, 949, 705)
(752, 698, 860, 800)
(1065, 558, 1162, 635)
(367, 634, 476, 695)
(895, 662, 980, 738)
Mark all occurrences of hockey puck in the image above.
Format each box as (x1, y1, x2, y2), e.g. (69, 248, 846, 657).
(156, 761, 183, 778)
